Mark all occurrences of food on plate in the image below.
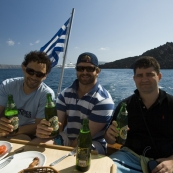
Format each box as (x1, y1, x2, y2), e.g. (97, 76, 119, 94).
(0, 145, 7, 155)
(28, 157, 40, 168)
(18, 157, 40, 173)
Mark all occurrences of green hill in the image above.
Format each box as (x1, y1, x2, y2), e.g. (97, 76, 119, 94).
(99, 42, 173, 69)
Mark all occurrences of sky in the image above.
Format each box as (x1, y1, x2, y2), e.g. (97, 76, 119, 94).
(0, 0, 173, 65)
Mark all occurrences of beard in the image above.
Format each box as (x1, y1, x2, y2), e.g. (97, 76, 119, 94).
(25, 77, 41, 90)
(77, 73, 97, 85)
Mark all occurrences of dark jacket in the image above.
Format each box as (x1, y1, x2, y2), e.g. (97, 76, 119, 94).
(112, 89, 173, 159)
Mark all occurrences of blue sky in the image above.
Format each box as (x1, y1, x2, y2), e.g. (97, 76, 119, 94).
(0, 0, 173, 65)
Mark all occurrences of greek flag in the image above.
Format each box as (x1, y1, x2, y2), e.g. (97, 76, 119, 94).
(40, 18, 70, 67)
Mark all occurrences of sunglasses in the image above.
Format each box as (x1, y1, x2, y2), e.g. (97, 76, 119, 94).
(25, 67, 46, 78)
(75, 66, 97, 72)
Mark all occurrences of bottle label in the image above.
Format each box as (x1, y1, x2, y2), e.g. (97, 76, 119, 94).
(119, 125, 128, 140)
(77, 147, 90, 167)
(7, 103, 16, 109)
(49, 116, 59, 131)
(121, 111, 128, 116)
(10, 117, 19, 130)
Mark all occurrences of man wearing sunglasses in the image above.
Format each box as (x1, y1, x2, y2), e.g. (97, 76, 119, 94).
(35, 52, 114, 154)
(0, 51, 55, 140)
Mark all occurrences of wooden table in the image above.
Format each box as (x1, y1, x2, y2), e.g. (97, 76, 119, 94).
(1, 139, 116, 173)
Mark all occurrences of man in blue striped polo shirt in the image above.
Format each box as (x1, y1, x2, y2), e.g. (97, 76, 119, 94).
(35, 52, 114, 154)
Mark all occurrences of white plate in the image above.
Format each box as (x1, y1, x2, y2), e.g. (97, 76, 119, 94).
(0, 151, 46, 173)
(0, 141, 12, 161)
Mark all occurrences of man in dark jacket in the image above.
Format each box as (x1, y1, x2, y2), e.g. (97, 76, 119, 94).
(105, 56, 173, 173)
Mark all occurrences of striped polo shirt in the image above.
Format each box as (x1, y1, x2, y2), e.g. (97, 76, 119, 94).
(56, 79, 115, 149)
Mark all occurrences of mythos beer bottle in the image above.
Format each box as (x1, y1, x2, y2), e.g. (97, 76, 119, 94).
(5, 94, 19, 134)
(76, 118, 92, 172)
(45, 93, 59, 137)
(116, 102, 128, 145)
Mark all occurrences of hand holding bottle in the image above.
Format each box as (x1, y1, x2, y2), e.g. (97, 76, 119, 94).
(116, 102, 128, 145)
(1, 94, 19, 136)
(105, 120, 119, 144)
(36, 119, 62, 138)
(0, 117, 16, 137)
(45, 93, 59, 137)
(36, 119, 53, 138)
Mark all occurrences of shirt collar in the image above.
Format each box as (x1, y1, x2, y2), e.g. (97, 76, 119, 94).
(134, 89, 167, 104)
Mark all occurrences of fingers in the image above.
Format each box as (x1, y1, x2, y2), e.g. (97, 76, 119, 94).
(111, 121, 119, 136)
(0, 117, 13, 136)
(0, 117, 12, 127)
(112, 120, 118, 127)
(0, 131, 10, 137)
(40, 119, 50, 126)
(36, 119, 62, 138)
(152, 163, 164, 173)
(107, 133, 116, 143)
(152, 160, 173, 173)
(36, 119, 53, 138)
(106, 121, 120, 143)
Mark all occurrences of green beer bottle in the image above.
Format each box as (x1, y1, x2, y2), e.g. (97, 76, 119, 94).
(116, 102, 128, 145)
(5, 94, 19, 134)
(76, 118, 92, 172)
(45, 93, 59, 137)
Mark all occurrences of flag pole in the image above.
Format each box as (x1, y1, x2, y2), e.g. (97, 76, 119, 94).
(57, 8, 75, 97)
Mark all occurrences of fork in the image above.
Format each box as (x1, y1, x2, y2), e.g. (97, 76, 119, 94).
(0, 148, 24, 169)
(0, 154, 14, 169)
(50, 148, 76, 166)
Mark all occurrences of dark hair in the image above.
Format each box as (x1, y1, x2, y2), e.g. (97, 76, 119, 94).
(133, 56, 160, 74)
(22, 51, 52, 74)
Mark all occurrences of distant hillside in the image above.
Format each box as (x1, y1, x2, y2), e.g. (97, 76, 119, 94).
(99, 42, 173, 69)
(99, 61, 107, 65)
(0, 62, 107, 69)
(0, 64, 21, 69)
(1, 43, 173, 69)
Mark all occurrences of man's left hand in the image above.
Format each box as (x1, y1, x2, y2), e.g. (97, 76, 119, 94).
(152, 157, 173, 173)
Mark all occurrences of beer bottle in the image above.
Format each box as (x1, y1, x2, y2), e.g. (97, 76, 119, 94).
(5, 94, 19, 134)
(76, 118, 92, 172)
(45, 93, 59, 137)
(116, 102, 128, 145)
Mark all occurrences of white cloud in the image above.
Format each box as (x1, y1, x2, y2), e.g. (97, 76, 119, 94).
(30, 43, 33, 46)
(75, 47, 79, 49)
(18, 42, 20, 45)
(99, 47, 110, 51)
(6, 39, 15, 46)
(35, 40, 40, 44)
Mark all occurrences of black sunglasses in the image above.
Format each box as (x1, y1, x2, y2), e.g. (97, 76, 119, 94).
(25, 67, 46, 78)
(75, 66, 97, 72)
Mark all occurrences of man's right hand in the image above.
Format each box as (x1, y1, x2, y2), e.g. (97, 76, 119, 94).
(0, 117, 13, 137)
(36, 119, 53, 138)
(36, 119, 62, 138)
(105, 120, 119, 144)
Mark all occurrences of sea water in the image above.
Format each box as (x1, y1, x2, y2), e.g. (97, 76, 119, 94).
(0, 68, 173, 107)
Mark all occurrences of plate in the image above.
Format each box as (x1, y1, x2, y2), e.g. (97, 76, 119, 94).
(0, 151, 46, 173)
(0, 141, 12, 161)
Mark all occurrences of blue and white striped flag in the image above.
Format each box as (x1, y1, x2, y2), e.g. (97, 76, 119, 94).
(40, 18, 70, 68)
